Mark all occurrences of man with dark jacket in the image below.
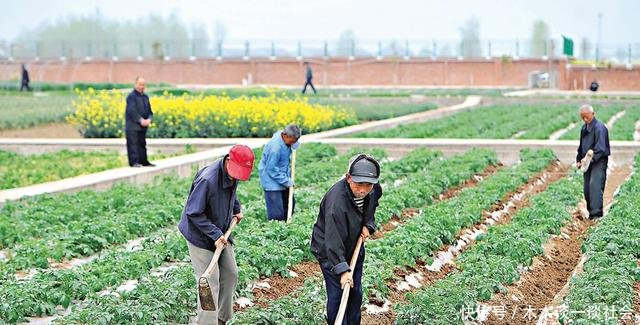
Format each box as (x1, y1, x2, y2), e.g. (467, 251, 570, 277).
(311, 154, 383, 325)
(576, 104, 610, 219)
(302, 61, 317, 94)
(178, 144, 255, 325)
(125, 77, 154, 167)
(20, 64, 31, 91)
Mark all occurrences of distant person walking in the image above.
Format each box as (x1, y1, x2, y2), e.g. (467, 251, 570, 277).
(20, 64, 31, 91)
(302, 61, 317, 94)
(125, 77, 155, 167)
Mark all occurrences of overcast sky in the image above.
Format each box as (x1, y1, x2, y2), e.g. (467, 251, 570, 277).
(2, 0, 639, 45)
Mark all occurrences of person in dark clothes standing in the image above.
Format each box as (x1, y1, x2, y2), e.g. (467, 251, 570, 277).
(20, 64, 31, 91)
(311, 154, 383, 325)
(576, 104, 610, 219)
(178, 144, 255, 325)
(302, 61, 317, 94)
(125, 77, 154, 167)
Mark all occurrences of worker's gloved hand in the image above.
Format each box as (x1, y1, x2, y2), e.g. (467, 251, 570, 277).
(340, 271, 354, 289)
(287, 178, 295, 187)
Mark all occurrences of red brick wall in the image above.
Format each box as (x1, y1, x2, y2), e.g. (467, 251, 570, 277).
(2, 58, 639, 90)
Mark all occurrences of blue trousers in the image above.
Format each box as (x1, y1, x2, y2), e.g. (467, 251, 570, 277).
(319, 247, 364, 325)
(264, 189, 295, 221)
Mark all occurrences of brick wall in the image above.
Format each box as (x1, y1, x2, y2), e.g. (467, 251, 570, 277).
(2, 58, 639, 90)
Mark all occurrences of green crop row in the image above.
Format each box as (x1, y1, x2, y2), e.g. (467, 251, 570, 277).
(355, 104, 640, 141)
(395, 170, 583, 324)
(225, 149, 554, 324)
(42, 148, 495, 325)
(561, 154, 640, 325)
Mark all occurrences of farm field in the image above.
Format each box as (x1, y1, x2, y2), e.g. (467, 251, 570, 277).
(3, 2, 640, 324)
(1, 140, 636, 324)
(0, 147, 196, 190)
(356, 102, 640, 141)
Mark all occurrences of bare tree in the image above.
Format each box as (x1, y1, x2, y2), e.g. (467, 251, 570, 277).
(213, 20, 227, 45)
(336, 29, 356, 57)
(190, 22, 210, 56)
(530, 20, 550, 57)
(459, 16, 482, 57)
(581, 38, 592, 60)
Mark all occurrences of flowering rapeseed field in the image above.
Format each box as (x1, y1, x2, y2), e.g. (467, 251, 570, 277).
(67, 89, 357, 138)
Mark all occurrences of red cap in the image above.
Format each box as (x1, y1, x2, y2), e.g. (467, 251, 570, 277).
(227, 144, 255, 181)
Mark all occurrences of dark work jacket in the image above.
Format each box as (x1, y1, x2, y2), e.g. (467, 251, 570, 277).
(310, 179, 382, 275)
(125, 89, 153, 131)
(178, 157, 241, 251)
(306, 66, 313, 80)
(577, 118, 610, 164)
(21, 68, 29, 83)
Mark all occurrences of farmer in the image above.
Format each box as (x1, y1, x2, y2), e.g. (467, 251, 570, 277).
(301, 61, 317, 94)
(258, 124, 301, 221)
(124, 76, 154, 167)
(576, 104, 610, 219)
(178, 144, 255, 325)
(20, 64, 31, 91)
(310, 154, 383, 325)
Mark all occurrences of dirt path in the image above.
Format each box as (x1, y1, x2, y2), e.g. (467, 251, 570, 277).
(482, 166, 632, 325)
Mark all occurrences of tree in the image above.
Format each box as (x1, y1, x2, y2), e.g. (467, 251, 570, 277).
(581, 38, 592, 60)
(213, 20, 227, 44)
(14, 9, 191, 58)
(189, 22, 210, 56)
(530, 20, 550, 57)
(459, 17, 482, 57)
(615, 47, 627, 63)
(336, 29, 356, 57)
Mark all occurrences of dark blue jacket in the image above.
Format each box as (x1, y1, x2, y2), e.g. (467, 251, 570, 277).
(306, 66, 313, 80)
(178, 157, 241, 251)
(125, 89, 153, 131)
(577, 118, 610, 164)
(310, 180, 381, 275)
(21, 67, 29, 83)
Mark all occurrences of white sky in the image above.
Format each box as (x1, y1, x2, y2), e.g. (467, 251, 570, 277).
(1, 0, 639, 44)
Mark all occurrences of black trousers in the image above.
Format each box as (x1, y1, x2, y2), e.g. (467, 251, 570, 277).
(319, 246, 364, 325)
(302, 78, 317, 94)
(20, 81, 31, 91)
(584, 157, 607, 218)
(125, 129, 149, 166)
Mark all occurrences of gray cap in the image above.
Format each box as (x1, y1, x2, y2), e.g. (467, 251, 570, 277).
(349, 158, 379, 184)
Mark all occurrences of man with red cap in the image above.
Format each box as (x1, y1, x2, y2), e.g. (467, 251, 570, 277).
(178, 144, 255, 325)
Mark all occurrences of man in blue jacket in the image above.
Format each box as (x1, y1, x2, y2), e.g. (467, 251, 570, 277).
(178, 144, 255, 325)
(258, 124, 301, 221)
(124, 77, 154, 167)
(576, 104, 610, 219)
